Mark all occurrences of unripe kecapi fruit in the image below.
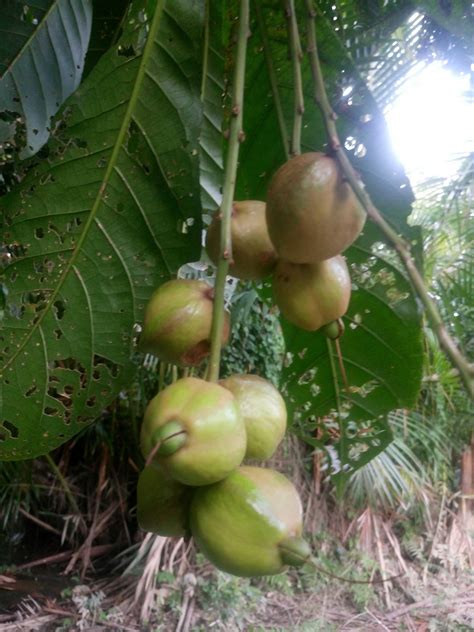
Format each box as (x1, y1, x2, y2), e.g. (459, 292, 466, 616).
(137, 464, 193, 537)
(220, 374, 287, 460)
(266, 152, 366, 263)
(138, 279, 230, 366)
(273, 255, 351, 331)
(206, 201, 277, 280)
(140, 377, 246, 486)
(190, 466, 310, 577)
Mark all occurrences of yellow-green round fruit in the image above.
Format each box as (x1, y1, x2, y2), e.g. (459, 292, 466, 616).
(140, 377, 246, 486)
(138, 279, 230, 366)
(190, 466, 310, 577)
(137, 464, 193, 537)
(206, 201, 277, 280)
(220, 374, 286, 460)
(273, 255, 351, 331)
(266, 152, 365, 263)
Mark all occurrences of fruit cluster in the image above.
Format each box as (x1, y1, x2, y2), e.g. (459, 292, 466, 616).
(207, 152, 363, 334)
(137, 152, 364, 577)
(137, 372, 309, 577)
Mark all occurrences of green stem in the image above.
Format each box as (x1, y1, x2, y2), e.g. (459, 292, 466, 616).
(254, 0, 290, 160)
(304, 0, 474, 399)
(208, 0, 249, 383)
(44, 453, 83, 521)
(326, 337, 346, 497)
(284, 0, 304, 156)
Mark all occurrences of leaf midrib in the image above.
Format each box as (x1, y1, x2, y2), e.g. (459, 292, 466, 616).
(3, 0, 166, 374)
(1, 0, 62, 80)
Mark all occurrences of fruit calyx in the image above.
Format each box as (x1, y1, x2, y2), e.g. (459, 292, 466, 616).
(151, 420, 187, 457)
(278, 536, 311, 567)
(322, 318, 345, 340)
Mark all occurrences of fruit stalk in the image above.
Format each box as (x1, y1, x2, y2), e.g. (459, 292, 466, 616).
(207, 0, 250, 383)
(304, 0, 474, 399)
(284, 0, 305, 156)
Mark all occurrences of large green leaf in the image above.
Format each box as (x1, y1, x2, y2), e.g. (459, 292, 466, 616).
(0, 0, 204, 460)
(234, 1, 424, 475)
(83, 0, 130, 77)
(0, 0, 93, 158)
(199, 2, 225, 214)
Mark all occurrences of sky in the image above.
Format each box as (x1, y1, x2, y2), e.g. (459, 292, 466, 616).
(384, 60, 473, 186)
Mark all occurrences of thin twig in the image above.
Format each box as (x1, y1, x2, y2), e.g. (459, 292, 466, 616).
(326, 338, 346, 495)
(334, 338, 349, 392)
(372, 512, 392, 609)
(254, 0, 290, 159)
(44, 454, 86, 531)
(304, 0, 474, 398)
(284, 0, 304, 155)
(80, 444, 109, 578)
(309, 556, 403, 585)
(423, 485, 447, 584)
(207, 0, 249, 382)
(15, 544, 118, 571)
(18, 507, 62, 537)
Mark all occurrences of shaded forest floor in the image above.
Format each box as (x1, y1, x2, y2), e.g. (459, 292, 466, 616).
(1, 541, 473, 631)
(1, 426, 472, 631)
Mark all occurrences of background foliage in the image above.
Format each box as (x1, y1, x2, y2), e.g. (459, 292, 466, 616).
(0, 1, 472, 627)
(1, 0, 204, 459)
(0, 0, 470, 480)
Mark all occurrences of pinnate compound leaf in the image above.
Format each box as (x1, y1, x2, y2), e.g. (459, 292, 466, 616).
(0, 0, 93, 158)
(0, 0, 204, 460)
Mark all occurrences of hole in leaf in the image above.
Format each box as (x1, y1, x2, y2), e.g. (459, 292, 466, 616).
(3, 420, 18, 438)
(93, 354, 120, 378)
(44, 407, 59, 416)
(117, 44, 135, 57)
(53, 300, 66, 320)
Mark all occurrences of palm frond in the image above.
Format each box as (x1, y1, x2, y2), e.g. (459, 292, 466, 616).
(345, 434, 427, 511)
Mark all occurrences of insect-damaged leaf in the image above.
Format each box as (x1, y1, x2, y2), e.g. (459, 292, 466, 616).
(0, 0, 92, 158)
(1, 0, 204, 460)
(235, 1, 423, 477)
